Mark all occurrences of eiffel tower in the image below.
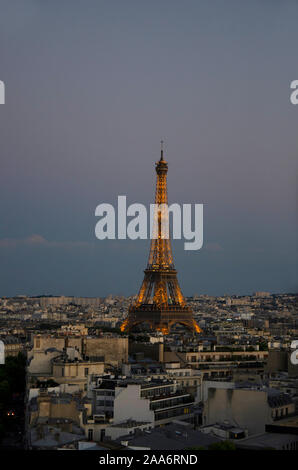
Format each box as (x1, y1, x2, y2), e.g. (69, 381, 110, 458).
(121, 143, 201, 335)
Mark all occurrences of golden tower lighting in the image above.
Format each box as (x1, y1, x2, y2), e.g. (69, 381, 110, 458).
(121, 143, 201, 335)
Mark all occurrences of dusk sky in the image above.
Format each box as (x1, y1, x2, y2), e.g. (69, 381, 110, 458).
(0, 0, 297, 297)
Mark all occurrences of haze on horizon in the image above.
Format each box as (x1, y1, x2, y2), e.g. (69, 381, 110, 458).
(0, 0, 297, 298)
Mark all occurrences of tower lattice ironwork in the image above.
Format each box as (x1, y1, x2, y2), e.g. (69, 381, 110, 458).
(121, 144, 201, 335)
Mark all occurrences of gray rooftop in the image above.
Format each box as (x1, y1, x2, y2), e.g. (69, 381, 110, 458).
(116, 423, 221, 450)
(237, 432, 298, 450)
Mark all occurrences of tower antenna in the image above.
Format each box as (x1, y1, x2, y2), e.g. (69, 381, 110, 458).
(160, 139, 164, 160)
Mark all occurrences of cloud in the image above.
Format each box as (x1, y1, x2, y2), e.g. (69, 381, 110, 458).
(0, 234, 92, 249)
(26, 234, 47, 245)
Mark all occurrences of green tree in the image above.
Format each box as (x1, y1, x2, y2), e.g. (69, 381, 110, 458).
(208, 440, 236, 450)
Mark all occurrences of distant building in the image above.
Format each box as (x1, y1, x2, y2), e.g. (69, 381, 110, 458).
(203, 381, 295, 435)
(0, 335, 24, 357)
(28, 333, 128, 375)
(83, 336, 128, 366)
(28, 390, 85, 449)
(38, 296, 102, 307)
(253, 292, 271, 298)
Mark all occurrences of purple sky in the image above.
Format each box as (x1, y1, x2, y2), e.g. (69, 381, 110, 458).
(0, 0, 297, 297)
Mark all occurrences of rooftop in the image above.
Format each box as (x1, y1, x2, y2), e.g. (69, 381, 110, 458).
(237, 432, 297, 450)
(116, 422, 221, 450)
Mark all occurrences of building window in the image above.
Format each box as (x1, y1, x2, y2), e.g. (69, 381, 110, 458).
(88, 429, 93, 441)
(85, 368, 89, 377)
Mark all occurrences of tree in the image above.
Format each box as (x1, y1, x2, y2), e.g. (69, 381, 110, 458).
(208, 440, 236, 450)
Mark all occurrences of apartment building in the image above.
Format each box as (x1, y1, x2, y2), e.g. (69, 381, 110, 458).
(203, 381, 295, 435)
(89, 376, 194, 428)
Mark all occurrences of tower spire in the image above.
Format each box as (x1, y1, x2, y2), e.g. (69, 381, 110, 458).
(160, 139, 164, 161)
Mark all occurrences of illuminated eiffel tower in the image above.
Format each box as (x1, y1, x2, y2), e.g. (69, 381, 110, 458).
(121, 143, 201, 335)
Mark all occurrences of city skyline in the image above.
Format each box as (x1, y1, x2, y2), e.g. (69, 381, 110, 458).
(0, 1, 297, 297)
(0, 2, 298, 456)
